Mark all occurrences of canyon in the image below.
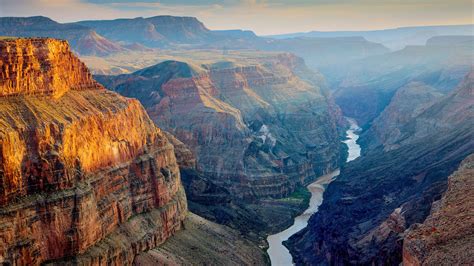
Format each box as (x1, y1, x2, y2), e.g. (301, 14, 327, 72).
(287, 71, 473, 265)
(95, 51, 346, 243)
(267, 118, 361, 265)
(0, 14, 472, 266)
(333, 35, 473, 127)
(0, 37, 268, 266)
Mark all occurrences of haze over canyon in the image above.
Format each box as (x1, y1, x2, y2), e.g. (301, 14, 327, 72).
(0, 1, 473, 265)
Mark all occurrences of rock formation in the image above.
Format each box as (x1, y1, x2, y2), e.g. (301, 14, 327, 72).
(358, 81, 443, 151)
(96, 53, 343, 243)
(287, 71, 474, 265)
(403, 154, 474, 265)
(97, 54, 343, 201)
(0, 38, 97, 98)
(334, 36, 473, 127)
(0, 38, 187, 265)
(0, 17, 125, 56)
(77, 16, 213, 48)
(135, 213, 268, 265)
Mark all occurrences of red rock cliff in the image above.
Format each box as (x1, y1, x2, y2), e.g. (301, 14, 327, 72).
(0, 38, 99, 97)
(403, 154, 474, 265)
(0, 38, 187, 265)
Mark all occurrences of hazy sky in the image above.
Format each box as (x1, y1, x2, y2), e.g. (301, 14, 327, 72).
(0, 0, 472, 35)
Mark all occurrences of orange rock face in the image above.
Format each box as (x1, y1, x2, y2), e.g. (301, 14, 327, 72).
(0, 38, 187, 265)
(0, 38, 99, 98)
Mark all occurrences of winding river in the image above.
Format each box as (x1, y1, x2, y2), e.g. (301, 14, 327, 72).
(266, 118, 361, 266)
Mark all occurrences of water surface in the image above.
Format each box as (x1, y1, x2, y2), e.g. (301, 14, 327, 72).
(266, 118, 361, 266)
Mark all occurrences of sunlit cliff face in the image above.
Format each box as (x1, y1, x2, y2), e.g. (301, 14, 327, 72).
(0, 38, 96, 98)
(0, 38, 160, 197)
(0, 38, 188, 264)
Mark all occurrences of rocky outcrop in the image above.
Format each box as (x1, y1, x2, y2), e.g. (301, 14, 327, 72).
(0, 38, 98, 98)
(0, 17, 125, 56)
(135, 212, 268, 265)
(97, 53, 343, 201)
(403, 154, 474, 266)
(0, 38, 187, 265)
(287, 71, 474, 265)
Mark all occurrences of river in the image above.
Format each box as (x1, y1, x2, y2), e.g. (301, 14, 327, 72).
(266, 118, 361, 266)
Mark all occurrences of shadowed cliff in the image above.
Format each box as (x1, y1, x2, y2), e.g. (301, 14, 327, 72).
(287, 71, 474, 265)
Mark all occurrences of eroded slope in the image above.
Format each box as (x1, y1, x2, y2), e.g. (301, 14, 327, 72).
(287, 71, 474, 265)
(403, 154, 474, 265)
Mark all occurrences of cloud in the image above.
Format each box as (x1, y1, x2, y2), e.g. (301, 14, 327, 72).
(0, 0, 472, 35)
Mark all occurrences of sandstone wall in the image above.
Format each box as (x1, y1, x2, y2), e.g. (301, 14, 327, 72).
(0, 38, 187, 265)
(0, 38, 99, 98)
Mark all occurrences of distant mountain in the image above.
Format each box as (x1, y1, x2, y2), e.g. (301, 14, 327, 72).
(268, 24, 474, 50)
(333, 35, 473, 127)
(0, 15, 393, 78)
(74, 16, 393, 75)
(0, 16, 125, 56)
(77, 16, 213, 47)
(258, 36, 390, 86)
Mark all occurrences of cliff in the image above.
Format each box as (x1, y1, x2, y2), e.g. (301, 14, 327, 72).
(97, 53, 342, 201)
(360, 72, 473, 152)
(96, 53, 343, 243)
(358, 82, 443, 151)
(0, 38, 98, 98)
(0, 38, 187, 265)
(0, 17, 125, 56)
(403, 154, 474, 265)
(287, 71, 474, 265)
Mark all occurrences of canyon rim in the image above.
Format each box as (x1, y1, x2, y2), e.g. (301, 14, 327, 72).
(0, 1, 473, 265)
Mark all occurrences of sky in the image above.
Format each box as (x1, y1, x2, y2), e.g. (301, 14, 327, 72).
(0, 0, 472, 35)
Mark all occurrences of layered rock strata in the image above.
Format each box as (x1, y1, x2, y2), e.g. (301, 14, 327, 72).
(97, 54, 342, 201)
(0, 38, 187, 265)
(403, 154, 474, 265)
(358, 81, 443, 151)
(287, 71, 474, 265)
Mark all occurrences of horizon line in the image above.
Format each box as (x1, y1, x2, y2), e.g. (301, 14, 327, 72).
(1, 15, 473, 36)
